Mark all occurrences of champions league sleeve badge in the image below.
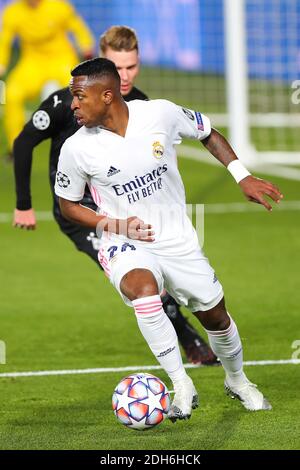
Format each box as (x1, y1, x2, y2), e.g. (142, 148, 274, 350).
(32, 110, 50, 130)
(182, 107, 195, 121)
(56, 171, 71, 188)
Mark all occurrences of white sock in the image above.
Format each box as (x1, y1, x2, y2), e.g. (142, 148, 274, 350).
(205, 315, 247, 386)
(132, 295, 187, 384)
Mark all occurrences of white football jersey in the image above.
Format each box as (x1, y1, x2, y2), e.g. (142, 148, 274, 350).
(55, 99, 211, 253)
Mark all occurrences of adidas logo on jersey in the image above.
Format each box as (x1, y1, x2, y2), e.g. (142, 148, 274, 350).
(107, 166, 121, 177)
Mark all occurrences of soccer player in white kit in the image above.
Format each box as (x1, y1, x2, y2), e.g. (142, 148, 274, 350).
(55, 58, 283, 421)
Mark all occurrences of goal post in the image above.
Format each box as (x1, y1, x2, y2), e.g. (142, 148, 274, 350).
(224, 0, 254, 164)
(223, 0, 300, 167)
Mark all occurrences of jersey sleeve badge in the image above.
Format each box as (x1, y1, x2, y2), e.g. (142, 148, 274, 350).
(195, 111, 204, 130)
(56, 171, 71, 188)
(182, 108, 195, 121)
(32, 110, 50, 130)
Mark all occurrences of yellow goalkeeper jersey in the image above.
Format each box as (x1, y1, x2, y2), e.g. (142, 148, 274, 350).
(0, 0, 94, 69)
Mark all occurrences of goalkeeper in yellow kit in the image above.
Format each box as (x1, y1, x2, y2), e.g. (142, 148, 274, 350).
(0, 0, 94, 152)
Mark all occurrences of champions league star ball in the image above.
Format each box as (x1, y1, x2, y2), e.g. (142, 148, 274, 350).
(112, 373, 170, 430)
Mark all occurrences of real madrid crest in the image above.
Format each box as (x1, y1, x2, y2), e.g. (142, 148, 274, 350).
(152, 141, 164, 159)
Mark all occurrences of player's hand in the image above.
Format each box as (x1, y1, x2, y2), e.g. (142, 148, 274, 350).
(13, 208, 36, 230)
(239, 175, 283, 211)
(121, 217, 155, 242)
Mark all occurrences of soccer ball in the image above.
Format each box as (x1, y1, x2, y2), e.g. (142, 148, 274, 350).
(112, 372, 170, 430)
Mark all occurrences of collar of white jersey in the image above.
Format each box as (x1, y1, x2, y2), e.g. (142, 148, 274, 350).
(87, 102, 133, 139)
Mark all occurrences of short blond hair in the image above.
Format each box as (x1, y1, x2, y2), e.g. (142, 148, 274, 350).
(99, 26, 139, 55)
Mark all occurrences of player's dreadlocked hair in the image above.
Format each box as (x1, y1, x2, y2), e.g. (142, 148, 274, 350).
(71, 58, 121, 87)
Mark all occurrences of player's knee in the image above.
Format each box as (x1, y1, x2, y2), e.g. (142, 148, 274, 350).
(212, 312, 230, 331)
(120, 268, 159, 301)
(193, 297, 230, 331)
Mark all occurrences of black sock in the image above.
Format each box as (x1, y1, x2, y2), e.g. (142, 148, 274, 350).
(161, 292, 203, 345)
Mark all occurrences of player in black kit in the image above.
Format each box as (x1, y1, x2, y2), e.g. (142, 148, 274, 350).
(13, 26, 218, 366)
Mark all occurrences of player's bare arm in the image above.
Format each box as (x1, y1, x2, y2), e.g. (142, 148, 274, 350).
(202, 128, 283, 211)
(59, 197, 154, 242)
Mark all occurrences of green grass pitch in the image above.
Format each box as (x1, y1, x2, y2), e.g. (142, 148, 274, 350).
(0, 128, 300, 450)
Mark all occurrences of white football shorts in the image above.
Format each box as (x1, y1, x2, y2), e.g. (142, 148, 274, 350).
(98, 238, 224, 312)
